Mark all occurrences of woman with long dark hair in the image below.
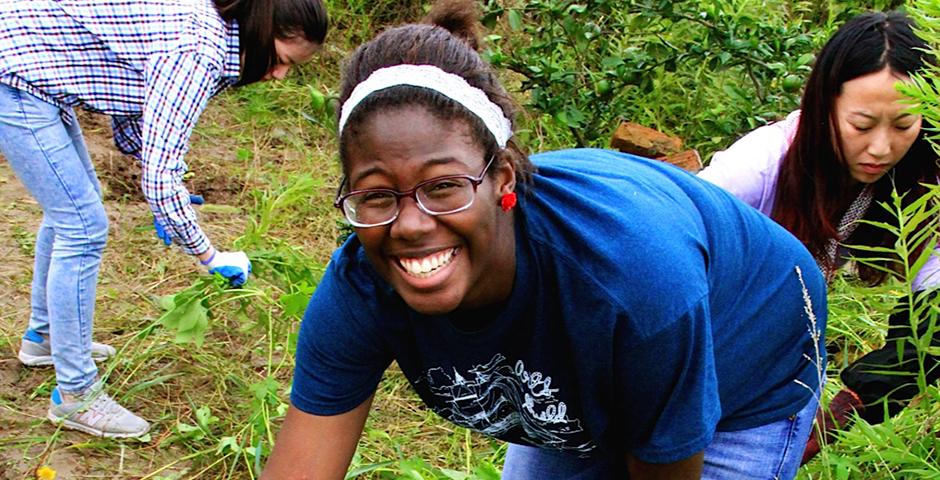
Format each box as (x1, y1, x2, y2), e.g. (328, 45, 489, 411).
(700, 11, 939, 462)
(0, 0, 327, 437)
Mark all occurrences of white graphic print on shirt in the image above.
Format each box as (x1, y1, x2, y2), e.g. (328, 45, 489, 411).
(416, 353, 596, 455)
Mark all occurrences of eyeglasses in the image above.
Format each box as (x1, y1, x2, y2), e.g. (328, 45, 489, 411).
(334, 156, 495, 228)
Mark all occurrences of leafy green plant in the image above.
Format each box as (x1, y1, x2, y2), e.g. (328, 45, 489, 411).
(904, 0, 940, 154)
(801, 182, 940, 477)
(792, 3, 940, 474)
(482, 0, 901, 157)
(323, 0, 426, 45)
(148, 174, 325, 476)
(482, 0, 821, 151)
(347, 427, 503, 480)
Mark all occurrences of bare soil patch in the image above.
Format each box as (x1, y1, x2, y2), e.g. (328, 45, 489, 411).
(77, 111, 246, 205)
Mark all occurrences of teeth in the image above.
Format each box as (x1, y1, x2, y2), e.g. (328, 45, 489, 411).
(399, 248, 456, 278)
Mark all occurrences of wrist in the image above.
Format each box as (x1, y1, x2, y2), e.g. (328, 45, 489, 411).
(198, 248, 217, 265)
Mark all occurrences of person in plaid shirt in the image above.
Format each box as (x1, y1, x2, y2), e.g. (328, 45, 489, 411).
(0, 0, 327, 437)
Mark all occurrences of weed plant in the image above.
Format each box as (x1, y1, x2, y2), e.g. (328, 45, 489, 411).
(800, 186, 940, 477)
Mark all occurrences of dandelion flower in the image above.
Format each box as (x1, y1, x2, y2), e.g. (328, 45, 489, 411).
(36, 466, 56, 480)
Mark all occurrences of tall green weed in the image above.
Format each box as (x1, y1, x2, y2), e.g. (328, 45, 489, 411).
(800, 0, 940, 465)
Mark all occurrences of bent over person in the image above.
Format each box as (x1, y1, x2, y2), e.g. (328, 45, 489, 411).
(264, 1, 826, 478)
(0, 0, 326, 437)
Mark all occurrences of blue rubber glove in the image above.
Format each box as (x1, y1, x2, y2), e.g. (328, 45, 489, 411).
(153, 194, 205, 246)
(154, 217, 172, 246)
(200, 250, 252, 287)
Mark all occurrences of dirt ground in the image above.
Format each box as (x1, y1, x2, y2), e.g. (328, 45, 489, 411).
(0, 111, 252, 479)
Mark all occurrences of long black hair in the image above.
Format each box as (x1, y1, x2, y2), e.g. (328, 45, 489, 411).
(214, 0, 328, 85)
(771, 11, 937, 283)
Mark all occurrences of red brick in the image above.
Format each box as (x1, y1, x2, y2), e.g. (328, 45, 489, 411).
(659, 149, 702, 173)
(610, 122, 682, 158)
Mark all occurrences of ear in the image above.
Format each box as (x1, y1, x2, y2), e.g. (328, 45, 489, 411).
(494, 151, 516, 196)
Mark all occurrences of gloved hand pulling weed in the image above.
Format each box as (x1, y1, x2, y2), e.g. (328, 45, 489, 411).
(153, 194, 205, 246)
(200, 250, 252, 287)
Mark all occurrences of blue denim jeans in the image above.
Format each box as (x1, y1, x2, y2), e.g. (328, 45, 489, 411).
(502, 392, 818, 479)
(0, 84, 106, 394)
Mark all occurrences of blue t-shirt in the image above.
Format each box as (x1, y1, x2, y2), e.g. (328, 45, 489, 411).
(291, 148, 827, 463)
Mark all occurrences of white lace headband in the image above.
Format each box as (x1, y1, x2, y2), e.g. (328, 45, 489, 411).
(338, 64, 513, 148)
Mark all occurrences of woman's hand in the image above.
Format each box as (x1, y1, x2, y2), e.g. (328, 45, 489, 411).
(262, 397, 373, 479)
(200, 250, 252, 287)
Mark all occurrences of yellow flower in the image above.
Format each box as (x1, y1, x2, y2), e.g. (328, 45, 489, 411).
(36, 466, 56, 480)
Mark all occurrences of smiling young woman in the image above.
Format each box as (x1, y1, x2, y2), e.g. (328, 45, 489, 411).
(341, 105, 516, 315)
(262, 1, 828, 479)
(698, 11, 939, 463)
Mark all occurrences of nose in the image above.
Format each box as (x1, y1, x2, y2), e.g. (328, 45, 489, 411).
(867, 128, 892, 159)
(390, 196, 435, 240)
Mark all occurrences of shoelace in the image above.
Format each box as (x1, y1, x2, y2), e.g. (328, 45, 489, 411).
(91, 393, 124, 414)
(75, 392, 121, 417)
(74, 393, 124, 426)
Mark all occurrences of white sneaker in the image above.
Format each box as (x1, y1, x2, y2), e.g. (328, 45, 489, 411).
(18, 329, 116, 367)
(47, 381, 150, 438)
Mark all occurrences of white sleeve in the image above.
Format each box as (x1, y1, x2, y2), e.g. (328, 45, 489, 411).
(913, 248, 940, 291)
(698, 111, 801, 216)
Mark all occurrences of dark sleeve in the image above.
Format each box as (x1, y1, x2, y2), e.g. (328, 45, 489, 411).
(616, 295, 721, 463)
(290, 261, 393, 415)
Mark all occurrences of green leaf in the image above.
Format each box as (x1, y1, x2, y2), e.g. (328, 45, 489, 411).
(279, 283, 316, 318)
(159, 294, 210, 345)
(472, 463, 501, 480)
(195, 405, 218, 429)
(440, 470, 469, 480)
(507, 9, 523, 31)
(217, 436, 242, 454)
(176, 422, 199, 434)
(566, 4, 587, 14)
(157, 294, 177, 311)
(796, 53, 815, 66)
(250, 376, 281, 403)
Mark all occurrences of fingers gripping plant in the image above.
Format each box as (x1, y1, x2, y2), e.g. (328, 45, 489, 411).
(152, 175, 323, 476)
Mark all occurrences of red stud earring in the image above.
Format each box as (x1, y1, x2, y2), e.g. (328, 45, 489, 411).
(500, 192, 517, 212)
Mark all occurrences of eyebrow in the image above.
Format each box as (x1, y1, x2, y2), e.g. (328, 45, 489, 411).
(849, 111, 916, 122)
(350, 157, 466, 186)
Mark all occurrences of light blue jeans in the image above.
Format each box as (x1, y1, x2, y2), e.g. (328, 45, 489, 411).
(501, 392, 818, 479)
(0, 84, 105, 394)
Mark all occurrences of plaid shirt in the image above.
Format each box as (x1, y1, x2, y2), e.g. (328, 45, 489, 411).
(0, 0, 241, 255)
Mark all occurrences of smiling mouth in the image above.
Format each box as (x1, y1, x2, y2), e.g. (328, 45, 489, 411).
(397, 247, 459, 278)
